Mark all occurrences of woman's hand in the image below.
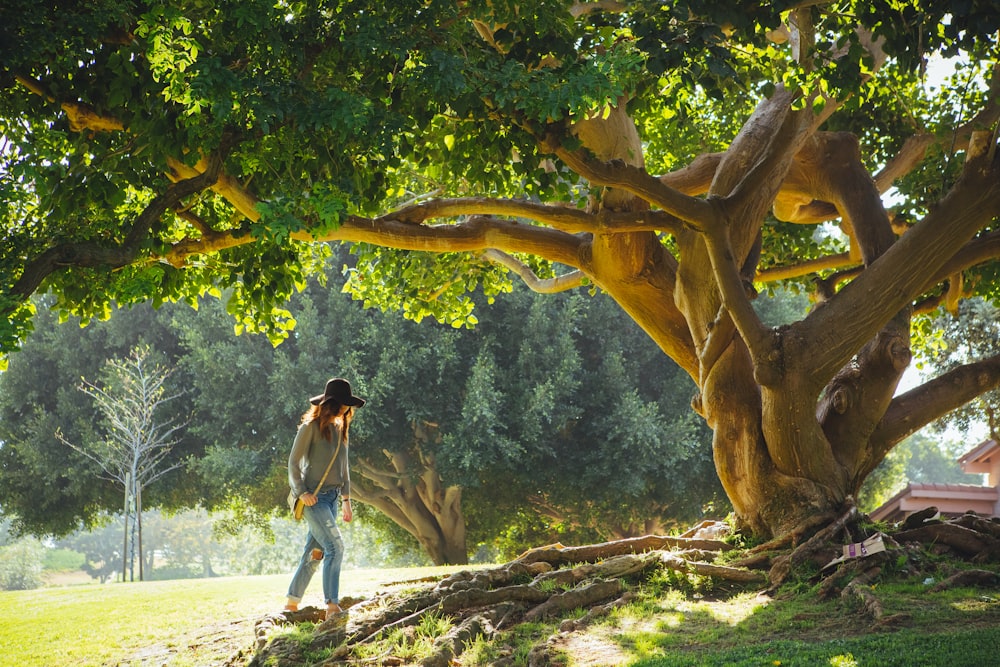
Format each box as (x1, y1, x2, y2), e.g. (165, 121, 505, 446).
(342, 499, 353, 523)
(300, 492, 318, 506)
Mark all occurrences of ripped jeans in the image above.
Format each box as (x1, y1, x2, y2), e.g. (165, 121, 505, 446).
(286, 488, 345, 605)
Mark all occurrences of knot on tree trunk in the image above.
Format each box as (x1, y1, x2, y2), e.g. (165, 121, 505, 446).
(876, 331, 911, 373)
(827, 367, 862, 414)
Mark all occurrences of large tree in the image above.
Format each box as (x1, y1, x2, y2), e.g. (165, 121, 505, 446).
(2, 2, 999, 539)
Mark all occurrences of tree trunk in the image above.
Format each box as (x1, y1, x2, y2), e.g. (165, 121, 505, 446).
(137, 485, 143, 581)
(122, 471, 131, 583)
(570, 95, 864, 539)
(353, 422, 468, 564)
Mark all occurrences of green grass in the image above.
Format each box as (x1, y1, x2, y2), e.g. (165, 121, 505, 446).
(2, 568, 999, 666)
(0, 566, 472, 667)
(609, 585, 1000, 667)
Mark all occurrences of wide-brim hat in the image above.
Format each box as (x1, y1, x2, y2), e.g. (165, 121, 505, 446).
(310, 378, 366, 407)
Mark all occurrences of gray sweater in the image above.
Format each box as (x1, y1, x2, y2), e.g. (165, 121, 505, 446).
(288, 420, 351, 498)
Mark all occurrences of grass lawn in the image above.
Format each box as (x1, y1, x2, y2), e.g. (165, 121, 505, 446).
(0, 567, 470, 667)
(2, 566, 999, 666)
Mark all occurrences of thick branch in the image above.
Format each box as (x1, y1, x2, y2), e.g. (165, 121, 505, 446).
(392, 197, 680, 234)
(657, 152, 721, 195)
(818, 310, 912, 478)
(783, 133, 902, 395)
(701, 90, 809, 369)
(700, 215, 772, 363)
(547, 141, 716, 228)
(774, 63, 1000, 226)
(757, 253, 854, 282)
(919, 230, 1000, 294)
(164, 213, 586, 271)
(759, 229, 1000, 304)
(871, 353, 1000, 456)
(11, 164, 220, 302)
(798, 134, 1000, 383)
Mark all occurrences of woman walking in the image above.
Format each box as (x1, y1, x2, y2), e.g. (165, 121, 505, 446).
(284, 378, 365, 620)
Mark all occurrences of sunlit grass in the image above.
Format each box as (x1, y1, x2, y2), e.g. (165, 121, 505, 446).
(0, 566, 474, 667)
(608, 580, 1000, 667)
(3, 566, 999, 667)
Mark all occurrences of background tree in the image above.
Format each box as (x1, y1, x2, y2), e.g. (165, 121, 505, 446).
(138, 509, 227, 579)
(0, 538, 45, 591)
(56, 516, 124, 583)
(859, 431, 976, 511)
(915, 298, 1000, 440)
(58, 345, 187, 580)
(0, 297, 203, 536)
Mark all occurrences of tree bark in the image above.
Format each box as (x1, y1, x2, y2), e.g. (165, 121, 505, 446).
(352, 428, 468, 565)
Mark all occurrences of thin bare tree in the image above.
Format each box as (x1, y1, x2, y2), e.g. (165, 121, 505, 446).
(57, 344, 187, 581)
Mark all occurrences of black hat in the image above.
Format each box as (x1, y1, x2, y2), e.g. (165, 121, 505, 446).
(310, 378, 366, 407)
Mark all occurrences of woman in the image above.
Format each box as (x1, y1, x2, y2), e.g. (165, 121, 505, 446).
(284, 378, 365, 620)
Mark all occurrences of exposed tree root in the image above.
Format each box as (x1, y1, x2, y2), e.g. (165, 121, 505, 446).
(243, 535, 751, 666)
(896, 520, 1000, 560)
(928, 569, 1000, 593)
(516, 534, 733, 566)
(769, 503, 858, 587)
(238, 510, 1000, 666)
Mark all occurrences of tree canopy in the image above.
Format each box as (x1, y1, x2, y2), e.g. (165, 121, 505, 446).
(2, 1, 999, 539)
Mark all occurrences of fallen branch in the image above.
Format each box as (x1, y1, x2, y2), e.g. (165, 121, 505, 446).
(841, 568, 884, 621)
(421, 613, 497, 667)
(895, 522, 1000, 560)
(558, 591, 637, 633)
(524, 579, 624, 623)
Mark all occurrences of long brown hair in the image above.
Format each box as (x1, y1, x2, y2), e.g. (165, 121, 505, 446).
(301, 402, 354, 443)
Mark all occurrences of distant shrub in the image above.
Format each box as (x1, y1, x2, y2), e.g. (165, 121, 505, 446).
(0, 539, 46, 590)
(43, 547, 86, 572)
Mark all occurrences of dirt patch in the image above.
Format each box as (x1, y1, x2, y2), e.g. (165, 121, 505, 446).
(549, 630, 631, 666)
(121, 617, 257, 666)
(42, 570, 94, 587)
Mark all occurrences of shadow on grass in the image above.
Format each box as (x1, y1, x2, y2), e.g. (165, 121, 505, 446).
(606, 584, 1000, 667)
(627, 626, 1000, 667)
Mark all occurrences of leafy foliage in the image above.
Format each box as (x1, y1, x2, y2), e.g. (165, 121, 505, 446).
(913, 299, 1000, 438)
(0, 538, 45, 591)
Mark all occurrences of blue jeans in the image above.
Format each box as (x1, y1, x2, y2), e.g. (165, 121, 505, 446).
(286, 488, 345, 605)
